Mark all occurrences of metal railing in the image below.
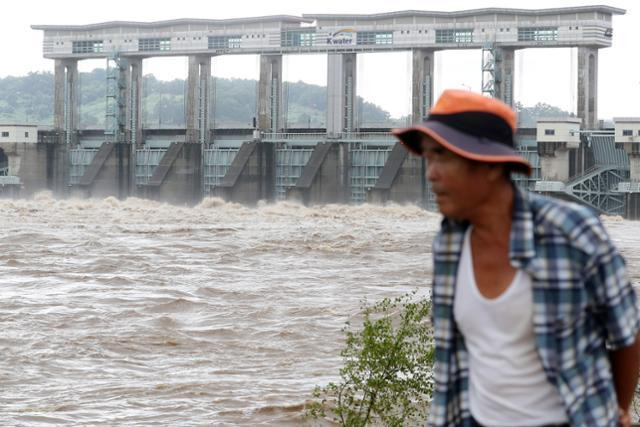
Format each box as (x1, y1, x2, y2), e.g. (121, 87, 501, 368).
(0, 176, 20, 186)
(69, 148, 99, 185)
(262, 132, 326, 141)
(275, 148, 314, 200)
(350, 145, 392, 203)
(136, 148, 166, 185)
(617, 181, 640, 193)
(203, 148, 239, 195)
(262, 131, 394, 142)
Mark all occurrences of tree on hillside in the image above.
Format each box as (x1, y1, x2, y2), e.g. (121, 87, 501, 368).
(515, 101, 573, 127)
(0, 70, 574, 130)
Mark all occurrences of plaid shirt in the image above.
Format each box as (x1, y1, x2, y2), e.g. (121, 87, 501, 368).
(428, 188, 640, 427)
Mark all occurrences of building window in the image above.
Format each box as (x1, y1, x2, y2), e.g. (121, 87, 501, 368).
(1, 132, 9, 137)
(357, 31, 393, 45)
(227, 37, 242, 48)
(138, 38, 171, 52)
(280, 29, 316, 47)
(544, 129, 555, 135)
(25, 132, 29, 138)
(518, 27, 558, 42)
(435, 29, 474, 43)
(208, 35, 242, 49)
(622, 129, 633, 136)
(72, 40, 104, 53)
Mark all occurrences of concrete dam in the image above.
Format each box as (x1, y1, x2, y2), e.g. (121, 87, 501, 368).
(2, 5, 639, 218)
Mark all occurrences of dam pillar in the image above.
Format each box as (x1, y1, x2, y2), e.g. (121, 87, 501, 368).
(54, 59, 79, 145)
(186, 55, 212, 144)
(495, 47, 515, 107)
(411, 49, 435, 124)
(577, 47, 599, 129)
(327, 53, 357, 137)
(258, 54, 283, 133)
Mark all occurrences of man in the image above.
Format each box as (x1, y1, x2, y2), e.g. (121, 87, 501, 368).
(393, 89, 640, 427)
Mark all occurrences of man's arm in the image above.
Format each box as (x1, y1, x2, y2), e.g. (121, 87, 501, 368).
(610, 332, 640, 412)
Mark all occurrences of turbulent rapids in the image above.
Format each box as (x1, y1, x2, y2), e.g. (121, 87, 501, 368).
(0, 193, 637, 425)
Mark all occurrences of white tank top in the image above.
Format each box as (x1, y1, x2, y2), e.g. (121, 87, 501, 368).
(453, 227, 568, 426)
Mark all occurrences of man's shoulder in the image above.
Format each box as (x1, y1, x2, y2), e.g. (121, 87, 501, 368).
(525, 192, 610, 255)
(433, 217, 467, 253)
(526, 191, 596, 225)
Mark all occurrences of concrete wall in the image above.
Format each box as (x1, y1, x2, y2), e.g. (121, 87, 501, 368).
(539, 149, 571, 182)
(577, 47, 598, 129)
(411, 49, 434, 124)
(214, 141, 276, 205)
(496, 47, 515, 107)
(186, 56, 212, 143)
(385, 154, 425, 204)
(614, 118, 640, 142)
(537, 118, 582, 182)
(629, 156, 640, 182)
(368, 143, 425, 205)
(626, 193, 640, 220)
(0, 183, 20, 198)
(47, 143, 68, 195)
(15, 144, 51, 196)
(142, 143, 202, 205)
(289, 142, 350, 205)
(537, 119, 581, 145)
(75, 142, 132, 199)
(54, 59, 79, 134)
(0, 125, 38, 143)
(258, 55, 283, 133)
(327, 53, 357, 136)
(0, 141, 60, 197)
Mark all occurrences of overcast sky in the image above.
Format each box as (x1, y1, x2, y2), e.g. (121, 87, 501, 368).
(2, 0, 637, 119)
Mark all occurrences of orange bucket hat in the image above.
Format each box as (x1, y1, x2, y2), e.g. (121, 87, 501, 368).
(392, 89, 531, 175)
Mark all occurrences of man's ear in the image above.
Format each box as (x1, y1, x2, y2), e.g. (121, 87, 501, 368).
(486, 163, 507, 182)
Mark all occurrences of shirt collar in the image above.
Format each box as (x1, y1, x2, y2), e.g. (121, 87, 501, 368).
(438, 186, 536, 267)
(508, 186, 536, 268)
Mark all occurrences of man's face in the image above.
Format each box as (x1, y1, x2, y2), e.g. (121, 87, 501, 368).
(422, 138, 497, 220)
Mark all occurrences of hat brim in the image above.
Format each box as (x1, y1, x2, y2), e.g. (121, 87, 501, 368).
(392, 121, 532, 176)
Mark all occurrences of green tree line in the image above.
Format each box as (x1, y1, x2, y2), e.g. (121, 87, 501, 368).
(0, 69, 399, 128)
(0, 70, 571, 129)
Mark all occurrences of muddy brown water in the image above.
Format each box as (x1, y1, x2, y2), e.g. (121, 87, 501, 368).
(0, 193, 637, 425)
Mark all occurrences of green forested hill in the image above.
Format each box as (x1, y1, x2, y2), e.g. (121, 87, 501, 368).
(0, 70, 572, 128)
(0, 69, 401, 128)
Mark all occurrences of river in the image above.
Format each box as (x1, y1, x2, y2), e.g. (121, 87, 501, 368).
(0, 193, 638, 425)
